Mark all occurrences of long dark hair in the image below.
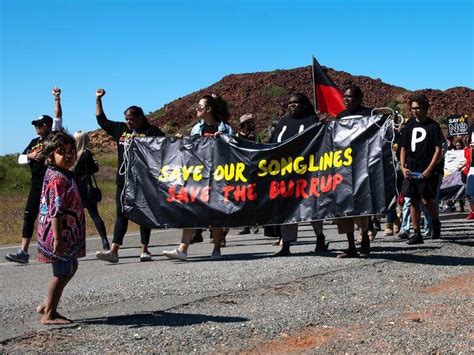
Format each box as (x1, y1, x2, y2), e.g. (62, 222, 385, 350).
(201, 94, 230, 123)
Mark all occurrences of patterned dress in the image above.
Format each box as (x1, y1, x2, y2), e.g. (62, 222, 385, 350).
(37, 166, 86, 263)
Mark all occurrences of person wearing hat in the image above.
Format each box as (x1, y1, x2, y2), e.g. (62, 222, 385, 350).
(236, 113, 261, 143)
(236, 113, 261, 235)
(6, 88, 64, 264)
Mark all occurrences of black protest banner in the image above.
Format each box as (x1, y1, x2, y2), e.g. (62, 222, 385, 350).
(122, 115, 396, 229)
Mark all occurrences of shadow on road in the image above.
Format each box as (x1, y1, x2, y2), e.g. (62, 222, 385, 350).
(370, 252, 474, 266)
(76, 310, 248, 328)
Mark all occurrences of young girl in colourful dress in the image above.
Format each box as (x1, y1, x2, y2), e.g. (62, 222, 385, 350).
(36, 131, 86, 324)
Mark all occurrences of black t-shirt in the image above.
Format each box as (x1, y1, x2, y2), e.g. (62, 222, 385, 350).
(269, 114, 319, 143)
(22, 137, 47, 189)
(201, 123, 218, 137)
(97, 113, 165, 185)
(400, 117, 444, 173)
(336, 106, 372, 119)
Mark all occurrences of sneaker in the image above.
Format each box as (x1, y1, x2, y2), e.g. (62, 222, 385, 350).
(466, 212, 474, 220)
(237, 227, 251, 235)
(139, 252, 152, 262)
(5, 249, 29, 264)
(360, 246, 371, 258)
(162, 249, 187, 261)
(189, 231, 203, 244)
(96, 250, 119, 263)
(397, 231, 410, 240)
(210, 250, 223, 260)
(431, 220, 441, 239)
(422, 229, 432, 238)
(406, 234, 424, 245)
(272, 249, 291, 257)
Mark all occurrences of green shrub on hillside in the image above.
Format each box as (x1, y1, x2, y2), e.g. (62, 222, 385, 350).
(387, 99, 402, 112)
(265, 84, 287, 98)
(0, 155, 31, 192)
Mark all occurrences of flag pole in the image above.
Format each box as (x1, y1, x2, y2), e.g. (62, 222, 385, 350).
(311, 55, 317, 112)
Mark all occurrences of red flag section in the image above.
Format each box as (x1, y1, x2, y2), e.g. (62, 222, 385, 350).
(312, 56, 345, 117)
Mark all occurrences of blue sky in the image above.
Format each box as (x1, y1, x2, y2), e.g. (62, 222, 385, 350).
(1, 0, 472, 155)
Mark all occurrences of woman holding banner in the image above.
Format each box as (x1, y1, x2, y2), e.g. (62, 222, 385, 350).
(162, 94, 233, 261)
(94, 89, 165, 263)
(269, 93, 326, 257)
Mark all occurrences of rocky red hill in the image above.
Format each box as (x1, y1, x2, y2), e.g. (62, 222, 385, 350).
(90, 65, 473, 152)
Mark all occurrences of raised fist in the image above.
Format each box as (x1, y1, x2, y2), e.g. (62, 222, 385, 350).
(52, 87, 61, 96)
(96, 88, 106, 98)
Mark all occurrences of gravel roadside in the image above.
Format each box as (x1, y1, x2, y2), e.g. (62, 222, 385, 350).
(1, 217, 472, 353)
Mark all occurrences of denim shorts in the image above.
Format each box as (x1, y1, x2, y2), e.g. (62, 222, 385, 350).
(52, 258, 78, 277)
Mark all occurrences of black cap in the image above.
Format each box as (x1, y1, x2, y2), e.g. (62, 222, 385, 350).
(31, 115, 53, 127)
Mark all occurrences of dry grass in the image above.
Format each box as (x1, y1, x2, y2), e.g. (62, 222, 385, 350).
(0, 186, 141, 245)
(0, 153, 142, 245)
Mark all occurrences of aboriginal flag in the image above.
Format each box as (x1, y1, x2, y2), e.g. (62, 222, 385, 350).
(312, 56, 345, 116)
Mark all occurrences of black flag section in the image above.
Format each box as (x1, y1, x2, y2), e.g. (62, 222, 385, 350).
(312, 56, 345, 117)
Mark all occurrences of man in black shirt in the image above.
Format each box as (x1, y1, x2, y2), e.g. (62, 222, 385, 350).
(339, 84, 379, 241)
(400, 94, 443, 244)
(336, 85, 372, 119)
(94, 89, 165, 263)
(6, 88, 63, 264)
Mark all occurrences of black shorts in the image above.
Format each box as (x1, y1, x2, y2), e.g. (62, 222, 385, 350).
(52, 258, 78, 277)
(401, 173, 440, 200)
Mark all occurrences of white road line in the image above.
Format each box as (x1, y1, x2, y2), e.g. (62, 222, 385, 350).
(0, 229, 177, 251)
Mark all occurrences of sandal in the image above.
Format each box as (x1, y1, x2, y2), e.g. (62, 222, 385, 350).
(272, 238, 282, 246)
(336, 249, 359, 259)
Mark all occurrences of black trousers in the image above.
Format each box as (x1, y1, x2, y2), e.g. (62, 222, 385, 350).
(112, 184, 151, 245)
(86, 203, 107, 239)
(22, 185, 42, 239)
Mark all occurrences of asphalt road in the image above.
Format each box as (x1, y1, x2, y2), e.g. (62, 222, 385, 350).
(0, 213, 472, 352)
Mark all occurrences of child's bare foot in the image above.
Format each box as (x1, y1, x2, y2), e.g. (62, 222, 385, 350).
(40, 311, 73, 325)
(54, 311, 73, 322)
(41, 317, 72, 325)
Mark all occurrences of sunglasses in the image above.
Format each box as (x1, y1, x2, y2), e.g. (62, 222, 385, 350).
(196, 104, 208, 112)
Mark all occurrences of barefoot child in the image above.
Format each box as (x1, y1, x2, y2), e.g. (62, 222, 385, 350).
(36, 131, 85, 324)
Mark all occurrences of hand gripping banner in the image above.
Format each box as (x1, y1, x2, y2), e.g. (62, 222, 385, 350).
(122, 115, 396, 229)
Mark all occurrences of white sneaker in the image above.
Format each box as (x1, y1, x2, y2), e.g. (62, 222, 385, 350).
(210, 250, 222, 261)
(162, 249, 187, 261)
(140, 252, 152, 262)
(96, 250, 119, 263)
